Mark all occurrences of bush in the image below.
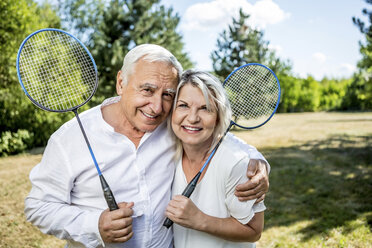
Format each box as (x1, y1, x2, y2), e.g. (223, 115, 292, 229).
(0, 129, 34, 156)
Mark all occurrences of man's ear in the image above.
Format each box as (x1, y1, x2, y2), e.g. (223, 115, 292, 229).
(116, 71, 124, 95)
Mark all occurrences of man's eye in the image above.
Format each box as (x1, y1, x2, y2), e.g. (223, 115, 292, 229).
(142, 88, 153, 95)
(163, 93, 174, 101)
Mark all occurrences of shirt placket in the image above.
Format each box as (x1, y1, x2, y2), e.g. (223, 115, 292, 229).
(135, 148, 153, 247)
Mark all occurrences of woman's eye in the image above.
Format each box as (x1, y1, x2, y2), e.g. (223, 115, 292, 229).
(177, 103, 188, 108)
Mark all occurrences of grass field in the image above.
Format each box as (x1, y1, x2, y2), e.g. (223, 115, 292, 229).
(0, 112, 371, 247)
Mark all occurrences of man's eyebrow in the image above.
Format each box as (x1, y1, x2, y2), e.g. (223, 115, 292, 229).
(140, 83, 157, 89)
(164, 88, 176, 94)
(139, 83, 176, 94)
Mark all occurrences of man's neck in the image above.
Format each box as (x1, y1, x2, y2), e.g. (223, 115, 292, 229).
(101, 102, 145, 148)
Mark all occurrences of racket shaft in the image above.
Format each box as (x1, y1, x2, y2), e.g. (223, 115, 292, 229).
(74, 110, 118, 211)
(100, 175, 119, 211)
(163, 172, 201, 228)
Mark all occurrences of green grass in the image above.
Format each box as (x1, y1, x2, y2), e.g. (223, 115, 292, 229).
(236, 112, 372, 248)
(0, 112, 371, 247)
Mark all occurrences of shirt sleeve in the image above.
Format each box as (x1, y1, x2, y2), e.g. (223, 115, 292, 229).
(226, 132, 271, 174)
(252, 201, 266, 213)
(224, 156, 257, 225)
(24, 136, 104, 248)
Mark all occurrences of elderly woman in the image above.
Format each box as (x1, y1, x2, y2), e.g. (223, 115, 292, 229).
(165, 70, 266, 248)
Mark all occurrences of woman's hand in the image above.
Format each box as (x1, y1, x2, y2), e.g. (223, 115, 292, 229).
(165, 195, 205, 230)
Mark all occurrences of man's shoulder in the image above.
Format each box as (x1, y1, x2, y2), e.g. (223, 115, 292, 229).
(51, 105, 101, 140)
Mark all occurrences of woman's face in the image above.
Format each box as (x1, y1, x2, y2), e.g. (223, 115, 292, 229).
(171, 84, 218, 150)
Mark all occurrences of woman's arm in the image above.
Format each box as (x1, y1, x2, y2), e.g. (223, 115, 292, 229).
(165, 195, 264, 242)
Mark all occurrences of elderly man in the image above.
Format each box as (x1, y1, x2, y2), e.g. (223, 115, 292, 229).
(25, 44, 269, 248)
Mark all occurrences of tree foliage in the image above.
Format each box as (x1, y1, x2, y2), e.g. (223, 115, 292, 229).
(211, 9, 291, 80)
(0, 0, 193, 156)
(1, 0, 370, 156)
(0, 0, 69, 156)
(58, 0, 193, 104)
(343, 0, 372, 110)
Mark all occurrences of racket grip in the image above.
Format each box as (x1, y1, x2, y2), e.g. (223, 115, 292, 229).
(100, 175, 119, 211)
(181, 176, 198, 197)
(163, 217, 174, 228)
(163, 172, 201, 228)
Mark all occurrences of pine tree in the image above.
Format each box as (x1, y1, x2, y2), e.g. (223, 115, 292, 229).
(353, 0, 372, 72)
(342, 0, 372, 110)
(211, 9, 290, 80)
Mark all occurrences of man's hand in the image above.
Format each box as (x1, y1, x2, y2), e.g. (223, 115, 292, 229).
(99, 202, 134, 243)
(235, 159, 269, 202)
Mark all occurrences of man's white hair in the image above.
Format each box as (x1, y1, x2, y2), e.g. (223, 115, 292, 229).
(121, 44, 183, 85)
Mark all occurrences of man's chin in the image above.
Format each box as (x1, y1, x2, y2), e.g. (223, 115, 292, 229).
(137, 123, 160, 133)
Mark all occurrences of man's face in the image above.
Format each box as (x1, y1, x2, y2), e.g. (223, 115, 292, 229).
(117, 59, 178, 133)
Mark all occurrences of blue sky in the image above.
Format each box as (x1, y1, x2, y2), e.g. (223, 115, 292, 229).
(161, 0, 368, 80)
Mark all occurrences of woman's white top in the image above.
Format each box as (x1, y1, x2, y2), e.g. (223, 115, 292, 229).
(172, 135, 266, 248)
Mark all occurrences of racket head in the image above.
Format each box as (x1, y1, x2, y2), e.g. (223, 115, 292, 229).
(223, 63, 281, 129)
(16, 28, 98, 112)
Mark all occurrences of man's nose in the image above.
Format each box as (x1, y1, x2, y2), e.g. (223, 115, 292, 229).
(150, 95, 163, 114)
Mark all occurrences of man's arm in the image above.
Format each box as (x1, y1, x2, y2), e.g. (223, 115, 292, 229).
(24, 138, 104, 247)
(226, 133, 270, 202)
(25, 196, 103, 247)
(25, 137, 133, 247)
(236, 159, 269, 202)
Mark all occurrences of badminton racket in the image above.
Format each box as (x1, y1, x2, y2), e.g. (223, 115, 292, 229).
(164, 63, 281, 228)
(16, 28, 118, 211)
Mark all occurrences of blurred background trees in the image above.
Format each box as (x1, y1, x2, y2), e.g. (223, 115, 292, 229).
(0, 0, 370, 156)
(0, 0, 66, 156)
(57, 0, 193, 104)
(341, 0, 372, 110)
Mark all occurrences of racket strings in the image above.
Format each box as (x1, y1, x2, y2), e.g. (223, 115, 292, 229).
(18, 30, 97, 111)
(224, 65, 279, 127)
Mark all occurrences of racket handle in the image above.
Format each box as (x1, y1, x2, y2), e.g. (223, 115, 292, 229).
(163, 217, 174, 228)
(163, 172, 201, 228)
(181, 172, 200, 197)
(100, 175, 119, 211)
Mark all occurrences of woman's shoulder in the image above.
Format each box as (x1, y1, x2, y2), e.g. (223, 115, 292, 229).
(213, 135, 249, 170)
(220, 135, 249, 157)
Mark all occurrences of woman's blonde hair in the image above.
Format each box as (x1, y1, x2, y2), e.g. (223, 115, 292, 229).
(169, 69, 232, 160)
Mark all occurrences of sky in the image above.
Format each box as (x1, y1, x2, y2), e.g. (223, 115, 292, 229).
(161, 0, 368, 80)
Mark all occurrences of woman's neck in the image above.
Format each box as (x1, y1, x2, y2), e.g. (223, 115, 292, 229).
(183, 145, 209, 166)
(181, 140, 213, 182)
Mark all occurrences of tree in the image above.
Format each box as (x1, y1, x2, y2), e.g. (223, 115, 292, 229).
(58, 0, 193, 104)
(0, 0, 67, 155)
(211, 9, 291, 80)
(0, 0, 60, 90)
(343, 0, 372, 110)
